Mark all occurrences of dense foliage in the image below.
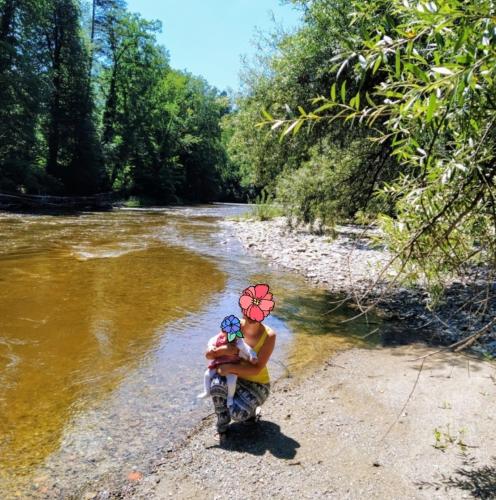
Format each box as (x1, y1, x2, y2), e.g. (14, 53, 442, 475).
(257, 0, 496, 300)
(0, 0, 229, 202)
(227, 0, 401, 221)
(3, 0, 495, 301)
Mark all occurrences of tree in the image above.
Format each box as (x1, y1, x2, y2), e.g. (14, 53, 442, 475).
(0, 0, 47, 192)
(265, 0, 496, 314)
(227, 0, 400, 217)
(44, 0, 104, 194)
(0, 0, 231, 201)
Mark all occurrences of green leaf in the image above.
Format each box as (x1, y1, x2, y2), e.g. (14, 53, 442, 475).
(331, 82, 336, 101)
(454, 26, 468, 52)
(314, 102, 334, 114)
(372, 55, 382, 75)
(365, 92, 376, 107)
(341, 80, 347, 103)
(426, 93, 437, 123)
(261, 109, 274, 121)
(353, 92, 360, 110)
(293, 119, 304, 135)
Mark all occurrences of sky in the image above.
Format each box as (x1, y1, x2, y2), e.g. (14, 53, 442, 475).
(125, 0, 302, 91)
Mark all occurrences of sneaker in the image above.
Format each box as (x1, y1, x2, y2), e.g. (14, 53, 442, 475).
(243, 406, 262, 425)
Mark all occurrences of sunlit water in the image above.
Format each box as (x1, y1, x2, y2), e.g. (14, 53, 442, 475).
(0, 205, 388, 498)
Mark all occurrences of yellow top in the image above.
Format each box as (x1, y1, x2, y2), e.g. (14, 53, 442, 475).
(240, 326, 271, 385)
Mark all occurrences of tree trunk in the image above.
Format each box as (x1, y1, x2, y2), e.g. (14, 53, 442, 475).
(47, 20, 63, 178)
(103, 65, 118, 144)
(0, 0, 16, 73)
(86, 0, 96, 98)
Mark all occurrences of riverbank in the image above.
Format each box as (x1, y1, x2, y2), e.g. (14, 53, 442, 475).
(222, 217, 496, 355)
(110, 345, 496, 499)
(87, 212, 496, 499)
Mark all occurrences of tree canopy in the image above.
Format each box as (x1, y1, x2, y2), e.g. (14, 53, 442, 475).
(0, 0, 231, 202)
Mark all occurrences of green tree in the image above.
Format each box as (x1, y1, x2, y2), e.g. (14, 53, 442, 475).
(44, 0, 103, 194)
(0, 0, 47, 192)
(267, 0, 496, 317)
(0, 0, 232, 202)
(227, 0, 400, 216)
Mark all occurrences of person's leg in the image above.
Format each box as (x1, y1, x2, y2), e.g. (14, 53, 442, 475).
(197, 368, 216, 399)
(226, 374, 238, 409)
(229, 379, 270, 423)
(210, 374, 230, 433)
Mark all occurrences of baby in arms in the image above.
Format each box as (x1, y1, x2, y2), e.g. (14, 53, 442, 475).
(197, 314, 257, 408)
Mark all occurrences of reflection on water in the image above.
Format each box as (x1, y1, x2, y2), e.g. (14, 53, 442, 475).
(277, 291, 380, 372)
(0, 205, 383, 498)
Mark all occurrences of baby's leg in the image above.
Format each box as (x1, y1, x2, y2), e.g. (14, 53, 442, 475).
(226, 373, 238, 408)
(236, 338, 258, 363)
(197, 368, 216, 399)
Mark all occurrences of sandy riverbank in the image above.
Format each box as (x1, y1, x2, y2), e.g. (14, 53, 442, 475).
(112, 345, 495, 499)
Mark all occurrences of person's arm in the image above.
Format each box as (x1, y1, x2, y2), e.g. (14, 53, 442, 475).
(217, 330, 276, 377)
(205, 334, 239, 360)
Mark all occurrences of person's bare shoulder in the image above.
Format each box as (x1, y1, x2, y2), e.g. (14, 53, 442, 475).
(265, 325, 276, 338)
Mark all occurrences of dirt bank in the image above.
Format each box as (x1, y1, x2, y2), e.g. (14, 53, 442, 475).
(114, 345, 496, 499)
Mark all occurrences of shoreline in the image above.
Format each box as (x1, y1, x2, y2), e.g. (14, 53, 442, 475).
(222, 217, 496, 355)
(223, 218, 392, 296)
(93, 215, 496, 500)
(108, 345, 496, 499)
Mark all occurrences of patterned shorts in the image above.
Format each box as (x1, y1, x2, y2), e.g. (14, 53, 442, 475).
(210, 374, 270, 433)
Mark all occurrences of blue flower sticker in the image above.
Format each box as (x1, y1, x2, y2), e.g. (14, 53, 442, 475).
(220, 315, 243, 342)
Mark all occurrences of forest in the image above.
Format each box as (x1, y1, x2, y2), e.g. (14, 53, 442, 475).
(229, 0, 496, 305)
(0, 0, 232, 203)
(1, 0, 495, 298)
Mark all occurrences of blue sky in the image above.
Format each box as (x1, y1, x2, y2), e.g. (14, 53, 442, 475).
(125, 0, 302, 91)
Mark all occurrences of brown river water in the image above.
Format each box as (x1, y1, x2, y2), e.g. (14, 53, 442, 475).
(0, 205, 387, 498)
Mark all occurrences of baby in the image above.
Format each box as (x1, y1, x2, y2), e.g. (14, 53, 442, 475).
(197, 314, 257, 408)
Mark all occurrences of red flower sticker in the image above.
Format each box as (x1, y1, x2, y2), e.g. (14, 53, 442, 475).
(239, 284, 275, 322)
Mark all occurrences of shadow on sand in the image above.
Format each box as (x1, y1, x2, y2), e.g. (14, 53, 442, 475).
(207, 420, 300, 460)
(419, 456, 496, 499)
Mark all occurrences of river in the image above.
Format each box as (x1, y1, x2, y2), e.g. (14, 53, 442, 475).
(0, 204, 383, 498)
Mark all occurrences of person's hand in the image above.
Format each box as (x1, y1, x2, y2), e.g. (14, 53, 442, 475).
(224, 343, 239, 356)
(217, 364, 234, 375)
(206, 344, 238, 360)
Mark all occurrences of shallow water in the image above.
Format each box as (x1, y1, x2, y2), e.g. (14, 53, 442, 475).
(0, 205, 383, 498)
